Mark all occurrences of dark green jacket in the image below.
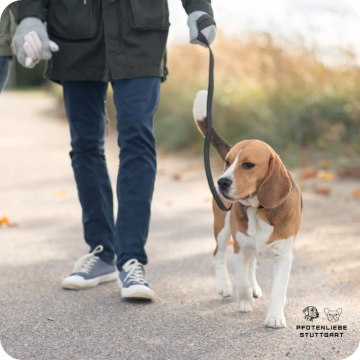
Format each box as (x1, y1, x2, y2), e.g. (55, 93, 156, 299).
(18, 0, 213, 83)
(0, 2, 19, 56)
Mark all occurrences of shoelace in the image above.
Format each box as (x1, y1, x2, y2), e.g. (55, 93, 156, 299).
(72, 245, 103, 274)
(123, 259, 146, 285)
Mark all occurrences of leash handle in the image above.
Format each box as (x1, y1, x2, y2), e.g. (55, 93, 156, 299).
(196, 15, 232, 212)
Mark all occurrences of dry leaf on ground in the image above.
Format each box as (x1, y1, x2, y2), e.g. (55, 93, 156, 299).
(0, 216, 18, 228)
(46, 317, 55, 321)
(314, 187, 331, 196)
(337, 166, 360, 179)
(171, 172, 182, 180)
(317, 170, 335, 182)
(300, 168, 317, 180)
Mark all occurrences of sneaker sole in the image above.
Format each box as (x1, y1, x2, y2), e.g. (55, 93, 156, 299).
(62, 271, 118, 290)
(118, 279, 154, 300)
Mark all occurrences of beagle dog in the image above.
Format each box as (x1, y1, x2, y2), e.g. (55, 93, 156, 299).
(193, 90, 302, 328)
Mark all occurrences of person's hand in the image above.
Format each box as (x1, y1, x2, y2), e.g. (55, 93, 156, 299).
(187, 11, 216, 47)
(13, 17, 59, 68)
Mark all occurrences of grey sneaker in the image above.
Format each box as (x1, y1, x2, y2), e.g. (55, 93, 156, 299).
(118, 259, 154, 300)
(62, 245, 118, 290)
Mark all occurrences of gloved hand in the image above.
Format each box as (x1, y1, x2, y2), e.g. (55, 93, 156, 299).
(187, 11, 216, 47)
(13, 17, 59, 68)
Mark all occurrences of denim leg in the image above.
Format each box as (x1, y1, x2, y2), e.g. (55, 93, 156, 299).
(112, 77, 161, 270)
(0, 56, 11, 93)
(63, 81, 115, 265)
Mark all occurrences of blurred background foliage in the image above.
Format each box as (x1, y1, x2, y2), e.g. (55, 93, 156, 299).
(9, 32, 360, 166)
(110, 33, 360, 165)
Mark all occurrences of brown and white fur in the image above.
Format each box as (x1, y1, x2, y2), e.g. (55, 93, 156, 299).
(193, 90, 302, 328)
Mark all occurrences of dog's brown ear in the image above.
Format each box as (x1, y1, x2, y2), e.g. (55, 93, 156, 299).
(258, 151, 292, 209)
(303, 307, 309, 316)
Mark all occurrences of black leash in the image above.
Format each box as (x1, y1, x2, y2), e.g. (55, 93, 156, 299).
(196, 15, 232, 212)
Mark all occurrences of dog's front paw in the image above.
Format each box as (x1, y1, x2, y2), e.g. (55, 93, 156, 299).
(265, 313, 286, 328)
(239, 299, 254, 312)
(216, 279, 233, 297)
(252, 285, 262, 298)
(216, 267, 233, 297)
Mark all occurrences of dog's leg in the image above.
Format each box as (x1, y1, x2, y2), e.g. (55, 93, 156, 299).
(249, 253, 262, 298)
(214, 211, 233, 297)
(265, 254, 292, 328)
(234, 247, 255, 312)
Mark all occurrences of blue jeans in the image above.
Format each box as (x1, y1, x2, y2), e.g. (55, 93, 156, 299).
(63, 78, 160, 270)
(0, 56, 11, 93)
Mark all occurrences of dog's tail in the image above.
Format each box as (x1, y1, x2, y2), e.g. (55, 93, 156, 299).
(193, 90, 231, 161)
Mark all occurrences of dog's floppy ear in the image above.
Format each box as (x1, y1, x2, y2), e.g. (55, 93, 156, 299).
(303, 307, 309, 316)
(258, 151, 292, 209)
(324, 308, 330, 315)
(337, 308, 342, 316)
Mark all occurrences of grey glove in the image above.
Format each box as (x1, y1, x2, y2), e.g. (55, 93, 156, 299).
(13, 17, 59, 68)
(187, 11, 217, 47)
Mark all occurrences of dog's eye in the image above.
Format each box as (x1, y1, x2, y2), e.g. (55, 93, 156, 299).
(242, 162, 255, 170)
(225, 160, 230, 166)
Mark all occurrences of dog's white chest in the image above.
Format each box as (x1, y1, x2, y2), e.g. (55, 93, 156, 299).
(235, 208, 293, 259)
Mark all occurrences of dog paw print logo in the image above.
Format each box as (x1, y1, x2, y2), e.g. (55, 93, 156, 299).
(303, 306, 319, 322)
(325, 308, 342, 322)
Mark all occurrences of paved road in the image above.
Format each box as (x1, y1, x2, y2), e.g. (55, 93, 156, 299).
(0, 92, 359, 360)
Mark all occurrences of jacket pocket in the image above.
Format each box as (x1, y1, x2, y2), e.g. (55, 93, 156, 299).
(47, 0, 98, 40)
(129, 0, 170, 30)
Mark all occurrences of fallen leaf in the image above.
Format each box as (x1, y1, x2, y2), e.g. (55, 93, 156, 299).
(353, 190, 360, 199)
(317, 170, 335, 182)
(55, 190, 64, 197)
(300, 168, 317, 180)
(314, 187, 331, 196)
(46, 317, 55, 321)
(0, 216, 9, 225)
(0, 216, 18, 228)
(171, 172, 182, 181)
(337, 166, 360, 179)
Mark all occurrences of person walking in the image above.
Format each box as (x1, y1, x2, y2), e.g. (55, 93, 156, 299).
(0, 2, 18, 93)
(13, 0, 216, 300)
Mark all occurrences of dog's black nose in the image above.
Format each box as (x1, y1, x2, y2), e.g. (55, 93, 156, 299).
(218, 178, 232, 191)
